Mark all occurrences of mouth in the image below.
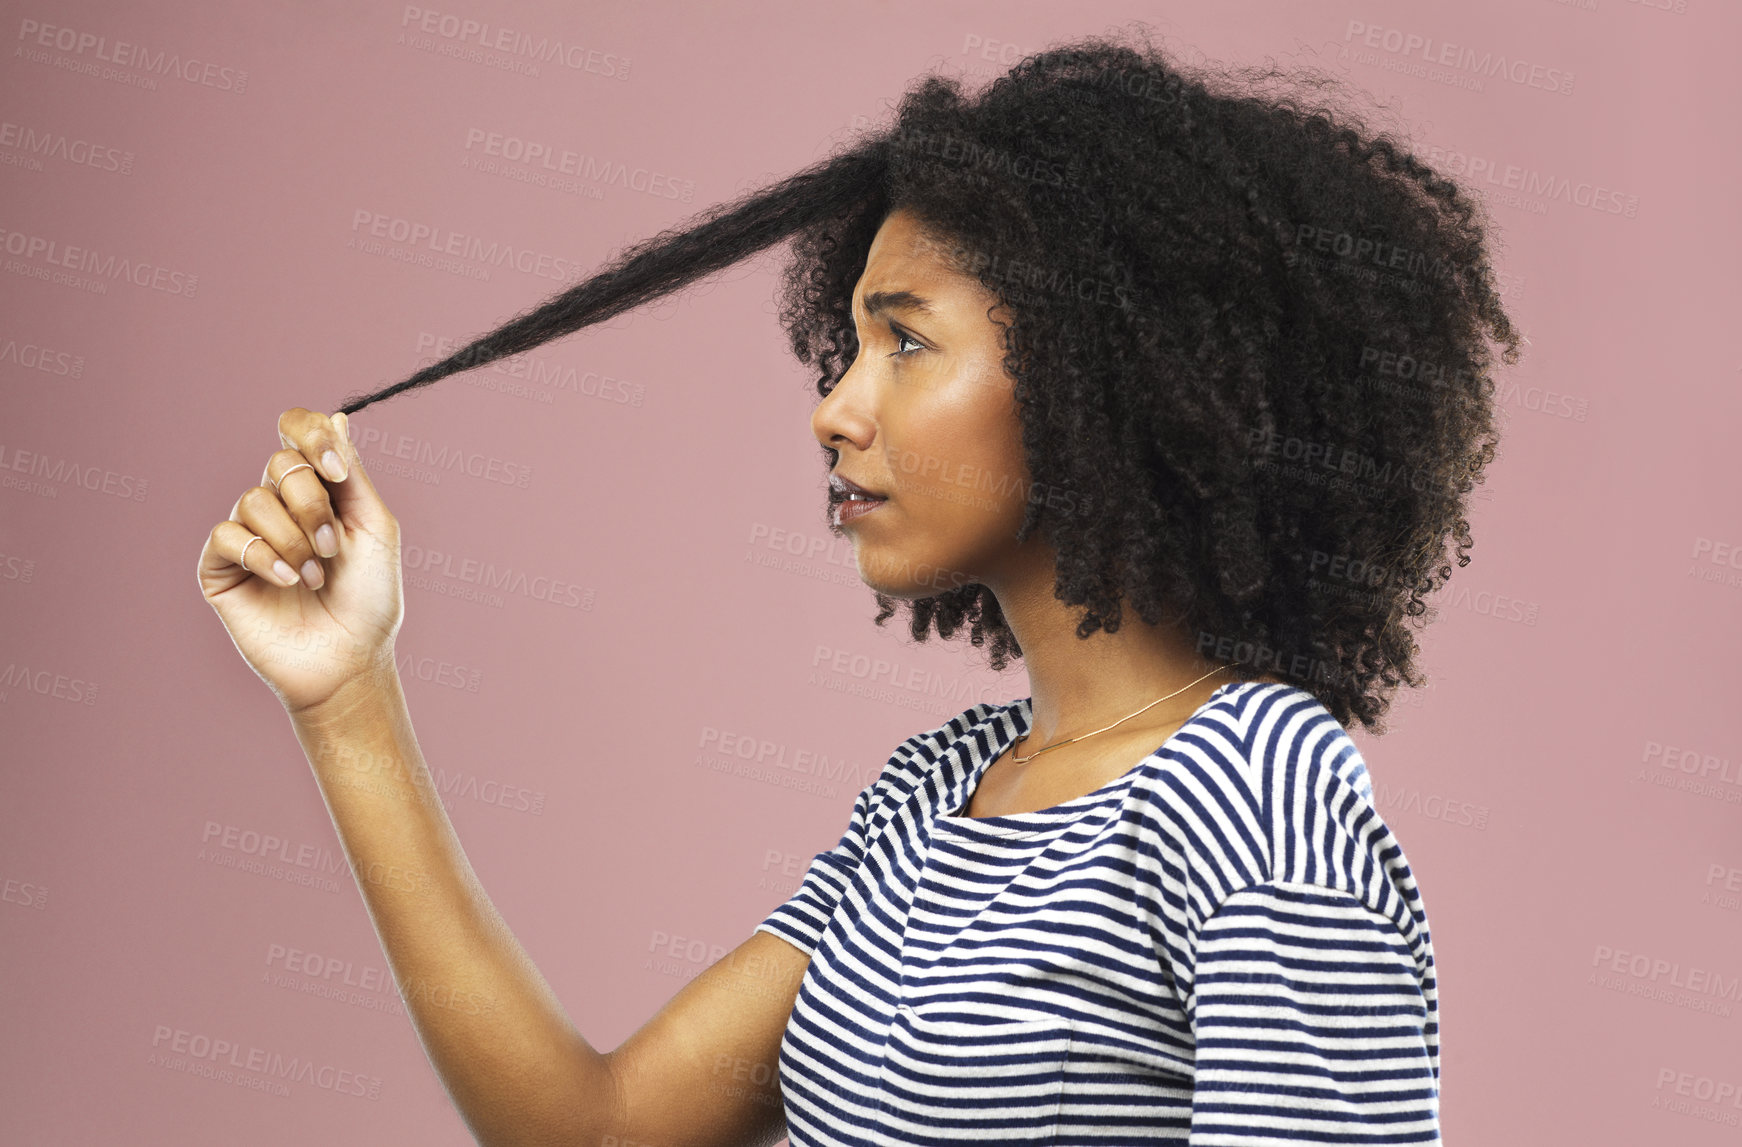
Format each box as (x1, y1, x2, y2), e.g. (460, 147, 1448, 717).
(828, 472, 889, 525)
(833, 494, 886, 526)
(828, 473, 890, 503)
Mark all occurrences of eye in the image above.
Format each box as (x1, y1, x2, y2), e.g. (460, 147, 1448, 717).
(887, 324, 925, 359)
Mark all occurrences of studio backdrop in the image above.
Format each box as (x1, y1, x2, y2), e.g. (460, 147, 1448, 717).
(1, 2, 1738, 1145)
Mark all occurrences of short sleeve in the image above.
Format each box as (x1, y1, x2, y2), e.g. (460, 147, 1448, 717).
(752, 777, 879, 957)
(1184, 881, 1439, 1144)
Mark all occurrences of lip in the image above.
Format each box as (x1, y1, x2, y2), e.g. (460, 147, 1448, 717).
(835, 495, 885, 526)
(829, 472, 889, 528)
(829, 473, 889, 501)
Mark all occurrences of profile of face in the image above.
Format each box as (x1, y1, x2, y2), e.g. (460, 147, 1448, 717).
(811, 207, 1047, 602)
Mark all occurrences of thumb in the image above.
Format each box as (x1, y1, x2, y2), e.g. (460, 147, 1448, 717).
(327, 411, 390, 528)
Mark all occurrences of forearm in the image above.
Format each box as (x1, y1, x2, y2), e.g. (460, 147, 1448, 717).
(288, 671, 616, 1147)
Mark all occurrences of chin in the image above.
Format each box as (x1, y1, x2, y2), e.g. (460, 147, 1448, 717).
(854, 547, 981, 600)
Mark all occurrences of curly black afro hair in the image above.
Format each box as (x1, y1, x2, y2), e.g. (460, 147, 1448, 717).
(339, 25, 1523, 733)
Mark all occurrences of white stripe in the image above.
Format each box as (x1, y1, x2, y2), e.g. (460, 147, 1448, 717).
(755, 681, 1439, 1145)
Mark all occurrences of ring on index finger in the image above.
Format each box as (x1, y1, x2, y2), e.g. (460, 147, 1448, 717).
(268, 461, 315, 494)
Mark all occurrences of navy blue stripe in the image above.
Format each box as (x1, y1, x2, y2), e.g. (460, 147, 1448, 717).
(754, 681, 1439, 1144)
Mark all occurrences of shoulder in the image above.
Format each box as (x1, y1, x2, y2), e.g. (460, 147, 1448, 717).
(1163, 679, 1372, 795)
(851, 695, 1018, 832)
(896, 696, 1014, 769)
(1135, 680, 1371, 831)
(1133, 681, 1422, 937)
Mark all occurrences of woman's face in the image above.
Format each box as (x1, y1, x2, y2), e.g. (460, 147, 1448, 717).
(812, 207, 1042, 601)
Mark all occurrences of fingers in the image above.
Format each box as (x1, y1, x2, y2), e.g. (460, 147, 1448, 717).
(211, 518, 302, 587)
(203, 408, 382, 597)
(278, 407, 384, 523)
(325, 411, 372, 510)
(231, 482, 327, 590)
(263, 448, 340, 559)
(278, 407, 349, 484)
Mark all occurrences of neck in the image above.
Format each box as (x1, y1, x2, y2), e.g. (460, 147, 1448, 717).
(987, 545, 1236, 748)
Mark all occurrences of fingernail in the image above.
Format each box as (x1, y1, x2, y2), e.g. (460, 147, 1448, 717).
(316, 524, 337, 557)
(334, 412, 351, 448)
(300, 559, 325, 589)
(272, 559, 300, 585)
(322, 449, 348, 482)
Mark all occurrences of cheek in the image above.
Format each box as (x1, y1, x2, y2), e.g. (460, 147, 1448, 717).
(886, 376, 1026, 524)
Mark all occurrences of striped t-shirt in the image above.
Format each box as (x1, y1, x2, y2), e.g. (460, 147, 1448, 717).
(754, 680, 1439, 1145)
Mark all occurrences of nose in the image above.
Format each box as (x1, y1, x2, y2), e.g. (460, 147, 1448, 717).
(811, 361, 875, 454)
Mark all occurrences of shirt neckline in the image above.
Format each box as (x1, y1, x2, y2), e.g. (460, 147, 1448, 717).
(936, 680, 1255, 834)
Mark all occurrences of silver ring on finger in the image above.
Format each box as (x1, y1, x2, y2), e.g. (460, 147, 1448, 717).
(239, 534, 265, 569)
(269, 462, 315, 493)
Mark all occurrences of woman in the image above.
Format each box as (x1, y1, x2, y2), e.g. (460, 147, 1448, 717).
(197, 29, 1519, 1146)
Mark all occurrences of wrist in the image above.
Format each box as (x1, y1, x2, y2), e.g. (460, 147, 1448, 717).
(286, 662, 405, 734)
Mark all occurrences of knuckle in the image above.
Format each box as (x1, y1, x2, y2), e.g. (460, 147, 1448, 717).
(277, 530, 315, 560)
(238, 485, 277, 512)
(280, 407, 317, 447)
(284, 487, 331, 520)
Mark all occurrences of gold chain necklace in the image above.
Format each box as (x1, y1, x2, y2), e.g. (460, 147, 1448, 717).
(1010, 664, 1238, 765)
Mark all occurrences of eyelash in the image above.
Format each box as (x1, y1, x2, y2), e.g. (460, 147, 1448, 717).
(891, 324, 933, 355)
(885, 324, 925, 359)
(834, 323, 924, 393)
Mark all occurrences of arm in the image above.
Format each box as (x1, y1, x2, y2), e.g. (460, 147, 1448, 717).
(291, 672, 808, 1147)
(1185, 881, 1439, 1145)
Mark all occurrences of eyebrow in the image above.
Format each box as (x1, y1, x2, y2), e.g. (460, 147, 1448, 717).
(860, 289, 937, 320)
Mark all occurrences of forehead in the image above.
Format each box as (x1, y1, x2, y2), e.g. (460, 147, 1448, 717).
(852, 209, 978, 311)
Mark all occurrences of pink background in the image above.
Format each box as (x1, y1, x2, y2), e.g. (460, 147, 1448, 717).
(3, 1, 1739, 1143)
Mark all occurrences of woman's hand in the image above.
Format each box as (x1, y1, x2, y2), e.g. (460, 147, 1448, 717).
(196, 408, 403, 716)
